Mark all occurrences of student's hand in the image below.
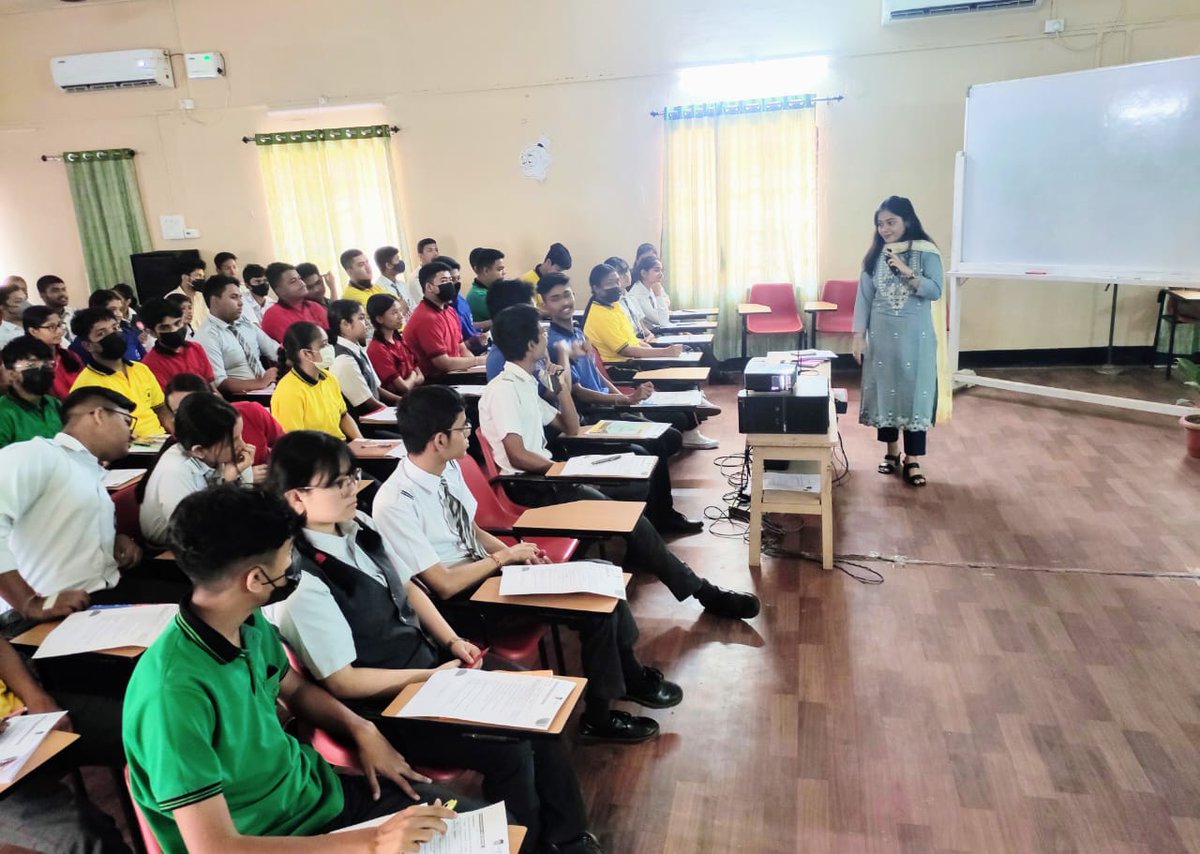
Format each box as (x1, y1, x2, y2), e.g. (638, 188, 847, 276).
(434, 659, 462, 673)
(664, 344, 684, 357)
(22, 691, 72, 732)
(24, 589, 89, 621)
(447, 637, 481, 666)
(250, 464, 270, 485)
(114, 534, 142, 570)
(260, 367, 279, 386)
(498, 543, 540, 565)
(532, 547, 552, 565)
(851, 333, 864, 366)
(351, 721, 431, 801)
(222, 443, 255, 481)
(409, 369, 424, 387)
(632, 383, 654, 402)
(369, 801, 456, 853)
(644, 331, 657, 344)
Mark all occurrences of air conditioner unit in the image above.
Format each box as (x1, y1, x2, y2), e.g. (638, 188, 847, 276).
(50, 49, 174, 92)
(883, 0, 1041, 23)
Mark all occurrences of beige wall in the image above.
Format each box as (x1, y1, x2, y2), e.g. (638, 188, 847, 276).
(0, 0, 1196, 350)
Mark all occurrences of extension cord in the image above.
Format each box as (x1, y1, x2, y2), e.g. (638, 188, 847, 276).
(729, 506, 750, 523)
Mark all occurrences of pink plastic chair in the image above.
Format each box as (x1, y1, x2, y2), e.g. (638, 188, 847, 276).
(814, 280, 857, 334)
(124, 766, 164, 854)
(746, 283, 805, 353)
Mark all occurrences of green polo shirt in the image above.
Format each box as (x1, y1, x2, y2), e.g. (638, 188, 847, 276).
(0, 393, 62, 448)
(123, 601, 342, 854)
(466, 280, 491, 322)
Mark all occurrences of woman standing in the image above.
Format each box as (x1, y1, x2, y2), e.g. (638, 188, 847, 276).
(852, 196, 947, 487)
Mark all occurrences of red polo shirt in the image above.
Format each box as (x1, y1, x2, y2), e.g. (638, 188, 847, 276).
(367, 333, 417, 388)
(141, 341, 215, 390)
(403, 300, 462, 377)
(51, 348, 83, 400)
(261, 300, 329, 345)
(231, 401, 284, 466)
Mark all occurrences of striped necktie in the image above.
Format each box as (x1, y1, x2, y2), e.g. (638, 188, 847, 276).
(439, 478, 487, 561)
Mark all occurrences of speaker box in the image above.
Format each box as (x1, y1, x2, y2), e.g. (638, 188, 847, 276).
(129, 249, 202, 304)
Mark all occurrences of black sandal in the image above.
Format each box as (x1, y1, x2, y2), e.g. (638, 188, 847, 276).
(902, 460, 927, 487)
(878, 453, 900, 475)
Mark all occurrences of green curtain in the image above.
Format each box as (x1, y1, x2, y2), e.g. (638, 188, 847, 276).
(63, 148, 152, 293)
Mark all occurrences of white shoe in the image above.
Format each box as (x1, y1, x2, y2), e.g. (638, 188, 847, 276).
(698, 394, 722, 415)
(682, 428, 719, 450)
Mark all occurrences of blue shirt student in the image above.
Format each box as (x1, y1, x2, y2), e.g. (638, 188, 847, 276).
(547, 321, 607, 392)
(454, 294, 484, 350)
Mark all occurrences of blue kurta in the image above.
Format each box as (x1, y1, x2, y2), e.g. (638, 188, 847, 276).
(853, 249, 943, 432)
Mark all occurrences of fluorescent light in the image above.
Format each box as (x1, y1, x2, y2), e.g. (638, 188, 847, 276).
(677, 56, 829, 101)
(266, 100, 385, 118)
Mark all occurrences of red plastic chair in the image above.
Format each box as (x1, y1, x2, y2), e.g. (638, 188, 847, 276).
(458, 456, 580, 562)
(124, 766, 164, 854)
(814, 280, 857, 334)
(110, 482, 144, 543)
(590, 347, 634, 395)
(474, 427, 530, 520)
(746, 283, 805, 351)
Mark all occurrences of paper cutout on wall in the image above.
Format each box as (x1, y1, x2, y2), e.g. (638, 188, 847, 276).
(520, 136, 551, 181)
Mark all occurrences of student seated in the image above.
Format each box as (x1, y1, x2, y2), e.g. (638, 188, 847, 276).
(36, 275, 74, 342)
(164, 292, 196, 339)
(404, 261, 487, 378)
(69, 308, 168, 437)
(90, 288, 145, 360)
(166, 258, 209, 329)
(327, 299, 398, 417)
(138, 394, 257, 548)
(465, 247, 506, 329)
(139, 298, 216, 391)
(0, 283, 28, 346)
(111, 282, 139, 321)
(23, 305, 82, 399)
(162, 373, 282, 466)
(627, 254, 671, 329)
(438, 255, 488, 354)
(479, 306, 759, 619)
(123, 484, 463, 854)
(240, 263, 273, 326)
(266, 430, 605, 852)
(0, 336, 62, 447)
(582, 263, 681, 364)
(261, 262, 330, 345)
(483, 279, 543, 381)
(374, 245, 415, 311)
(0, 637, 130, 853)
(297, 262, 331, 310)
(518, 242, 573, 294)
(339, 248, 390, 307)
(195, 275, 279, 396)
(271, 321, 362, 440)
(374, 387, 684, 746)
(365, 294, 424, 398)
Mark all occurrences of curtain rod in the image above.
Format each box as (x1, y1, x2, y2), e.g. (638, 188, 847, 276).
(650, 94, 843, 118)
(241, 124, 399, 143)
(41, 148, 137, 162)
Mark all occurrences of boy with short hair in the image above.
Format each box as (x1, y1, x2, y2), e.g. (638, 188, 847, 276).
(340, 248, 390, 307)
(139, 298, 215, 390)
(69, 308, 169, 437)
(403, 262, 486, 378)
(0, 336, 62, 446)
(465, 248, 506, 328)
(167, 259, 209, 328)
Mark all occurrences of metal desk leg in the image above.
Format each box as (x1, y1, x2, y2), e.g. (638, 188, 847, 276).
(748, 449, 765, 567)
(741, 318, 749, 360)
(807, 311, 818, 351)
(820, 448, 834, 570)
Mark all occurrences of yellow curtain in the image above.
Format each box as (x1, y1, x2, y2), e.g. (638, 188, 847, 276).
(257, 135, 406, 289)
(663, 107, 818, 359)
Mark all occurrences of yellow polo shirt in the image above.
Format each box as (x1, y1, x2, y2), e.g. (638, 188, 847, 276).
(583, 302, 642, 363)
(271, 368, 348, 438)
(70, 361, 166, 437)
(341, 283, 390, 307)
(519, 269, 546, 307)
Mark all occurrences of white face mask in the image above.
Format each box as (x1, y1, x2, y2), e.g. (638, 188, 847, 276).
(315, 344, 336, 370)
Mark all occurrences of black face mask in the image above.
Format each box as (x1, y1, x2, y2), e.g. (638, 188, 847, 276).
(97, 331, 127, 360)
(19, 366, 54, 396)
(264, 562, 301, 605)
(156, 329, 188, 351)
(249, 283, 270, 297)
(436, 282, 457, 303)
(594, 287, 621, 306)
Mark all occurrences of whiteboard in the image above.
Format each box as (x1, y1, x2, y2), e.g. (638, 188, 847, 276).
(957, 55, 1200, 283)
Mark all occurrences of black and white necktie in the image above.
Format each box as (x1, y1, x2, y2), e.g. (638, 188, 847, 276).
(439, 478, 487, 561)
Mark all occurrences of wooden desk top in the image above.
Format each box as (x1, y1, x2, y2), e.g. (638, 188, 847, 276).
(1168, 288, 1200, 301)
(0, 730, 79, 795)
(10, 620, 145, 658)
(348, 438, 405, 459)
(509, 827, 528, 851)
(381, 671, 587, 736)
(632, 367, 710, 382)
(803, 300, 838, 312)
(512, 500, 643, 534)
(470, 573, 631, 614)
(105, 471, 145, 492)
(654, 321, 717, 332)
(738, 302, 771, 315)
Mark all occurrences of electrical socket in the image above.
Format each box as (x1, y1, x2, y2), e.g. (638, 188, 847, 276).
(179, 98, 195, 110)
(1044, 18, 1065, 34)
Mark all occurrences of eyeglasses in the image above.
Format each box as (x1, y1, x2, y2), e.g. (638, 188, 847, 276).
(445, 424, 472, 437)
(96, 407, 138, 432)
(298, 468, 362, 494)
(36, 322, 66, 332)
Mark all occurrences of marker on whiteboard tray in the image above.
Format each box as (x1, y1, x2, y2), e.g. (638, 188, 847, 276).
(1024, 270, 1047, 275)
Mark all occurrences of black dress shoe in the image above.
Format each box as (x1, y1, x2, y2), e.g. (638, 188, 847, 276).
(578, 710, 659, 743)
(550, 831, 604, 853)
(621, 666, 683, 709)
(657, 511, 704, 535)
(695, 580, 761, 619)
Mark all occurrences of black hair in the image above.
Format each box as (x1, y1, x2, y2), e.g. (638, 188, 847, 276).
(214, 251, 237, 268)
(0, 284, 23, 305)
(242, 264, 266, 284)
(632, 253, 663, 284)
(88, 289, 120, 310)
(35, 275, 63, 294)
(22, 305, 60, 332)
(70, 307, 117, 340)
(163, 372, 211, 399)
(177, 258, 206, 278)
(437, 255, 461, 271)
(417, 237, 438, 254)
(374, 245, 401, 271)
(862, 195, 936, 275)
(265, 262, 295, 291)
(111, 283, 137, 305)
(266, 430, 354, 495)
(365, 293, 399, 331)
(468, 248, 504, 270)
(603, 256, 629, 275)
(327, 299, 364, 343)
(418, 260, 452, 288)
(588, 263, 618, 290)
(545, 242, 572, 270)
(277, 321, 322, 375)
(485, 279, 535, 318)
(61, 386, 135, 421)
(395, 385, 465, 454)
(491, 304, 541, 362)
(1, 335, 53, 370)
(136, 393, 239, 503)
(166, 484, 296, 587)
(202, 275, 240, 306)
(339, 248, 364, 272)
(138, 298, 182, 330)
(536, 272, 570, 296)
(635, 243, 657, 260)
(165, 293, 191, 312)
(295, 262, 320, 281)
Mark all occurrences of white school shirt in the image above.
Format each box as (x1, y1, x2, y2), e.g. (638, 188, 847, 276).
(329, 337, 382, 408)
(240, 289, 274, 326)
(628, 282, 671, 328)
(0, 433, 119, 611)
(0, 321, 22, 347)
(138, 443, 253, 547)
(375, 457, 479, 574)
(196, 315, 278, 384)
(375, 274, 419, 312)
(477, 361, 557, 476)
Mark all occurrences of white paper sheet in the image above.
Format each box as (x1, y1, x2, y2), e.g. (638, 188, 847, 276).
(762, 472, 821, 493)
(102, 468, 146, 489)
(361, 407, 398, 424)
(32, 604, 178, 660)
(637, 351, 702, 362)
(585, 420, 669, 438)
(334, 801, 509, 854)
(447, 385, 485, 398)
(499, 562, 627, 599)
(557, 453, 655, 478)
(0, 711, 67, 784)
(393, 669, 574, 730)
(387, 444, 409, 459)
(634, 391, 703, 408)
(245, 385, 276, 397)
(671, 308, 717, 316)
(766, 349, 837, 363)
(651, 334, 713, 346)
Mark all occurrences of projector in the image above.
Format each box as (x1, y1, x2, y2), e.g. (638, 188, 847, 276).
(743, 357, 797, 392)
(737, 374, 831, 435)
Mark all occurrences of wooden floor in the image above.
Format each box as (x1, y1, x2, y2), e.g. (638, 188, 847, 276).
(13, 368, 1199, 853)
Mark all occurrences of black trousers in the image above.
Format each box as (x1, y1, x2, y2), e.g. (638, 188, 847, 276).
(501, 481, 704, 602)
(877, 427, 927, 456)
(324, 775, 482, 831)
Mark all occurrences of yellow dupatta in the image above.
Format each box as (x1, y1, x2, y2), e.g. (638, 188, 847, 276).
(908, 240, 953, 423)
